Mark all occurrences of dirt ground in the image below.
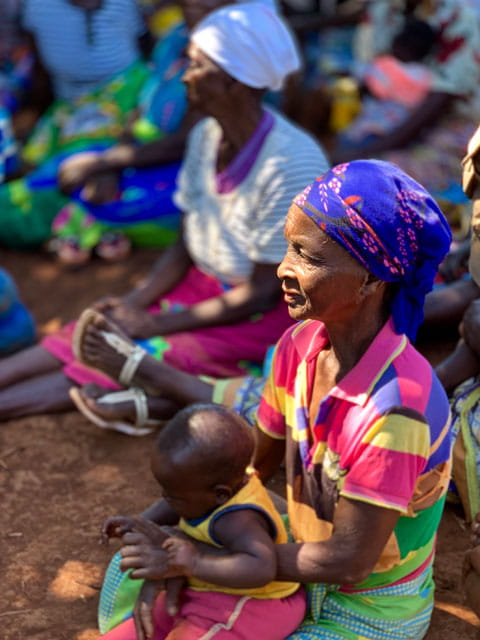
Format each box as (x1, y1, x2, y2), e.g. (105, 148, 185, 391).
(1, 247, 480, 640)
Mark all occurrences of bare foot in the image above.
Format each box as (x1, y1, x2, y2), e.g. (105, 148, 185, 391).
(77, 384, 179, 423)
(81, 313, 137, 382)
(79, 313, 175, 396)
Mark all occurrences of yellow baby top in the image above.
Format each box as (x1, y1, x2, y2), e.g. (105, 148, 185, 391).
(179, 473, 299, 599)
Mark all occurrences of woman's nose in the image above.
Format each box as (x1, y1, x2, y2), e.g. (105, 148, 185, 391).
(277, 253, 291, 281)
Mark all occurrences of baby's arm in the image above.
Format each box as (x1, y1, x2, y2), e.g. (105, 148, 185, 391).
(101, 500, 180, 543)
(164, 509, 277, 589)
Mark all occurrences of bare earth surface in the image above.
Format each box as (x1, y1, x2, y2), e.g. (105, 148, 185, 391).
(1, 248, 479, 640)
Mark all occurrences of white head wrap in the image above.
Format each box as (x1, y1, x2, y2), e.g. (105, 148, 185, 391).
(191, 2, 301, 91)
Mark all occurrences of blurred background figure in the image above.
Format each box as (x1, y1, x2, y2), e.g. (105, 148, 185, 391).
(0, 267, 36, 355)
(333, 0, 480, 232)
(0, 0, 34, 183)
(433, 124, 480, 525)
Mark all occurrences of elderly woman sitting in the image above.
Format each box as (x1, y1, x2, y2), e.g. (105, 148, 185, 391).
(80, 160, 453, 638)
(0, 3, 328, 425)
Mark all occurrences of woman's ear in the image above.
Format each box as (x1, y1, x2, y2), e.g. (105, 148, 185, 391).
(360, 272, 385, 297)
(213, 484, 233, 506)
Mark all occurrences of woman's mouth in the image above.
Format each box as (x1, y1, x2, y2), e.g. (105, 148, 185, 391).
(282, 287, 302, 305)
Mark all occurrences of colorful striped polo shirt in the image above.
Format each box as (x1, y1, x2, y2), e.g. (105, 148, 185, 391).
(257, 317, 452, 591)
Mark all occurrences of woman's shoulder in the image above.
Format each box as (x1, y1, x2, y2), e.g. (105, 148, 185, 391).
(377, 339, 450, 419)
(254, 111, 330, 187)
(265, 110, 328, 158)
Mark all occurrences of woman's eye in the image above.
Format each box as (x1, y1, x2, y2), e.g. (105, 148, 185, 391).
(303, 252, 324, 265)
(297, 248, 314, 261)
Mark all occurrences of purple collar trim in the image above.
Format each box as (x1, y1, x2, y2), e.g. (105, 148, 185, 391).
(215, 110, 274, 194)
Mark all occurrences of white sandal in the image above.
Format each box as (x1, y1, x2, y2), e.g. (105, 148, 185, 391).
(72, 308, 147, 387)
(69, 386, 161, 436)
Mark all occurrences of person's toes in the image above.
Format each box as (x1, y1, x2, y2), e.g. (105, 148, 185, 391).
(95, 312, 127, 338)
(82, 383, 107, 400)
(82, 390, 134, 422)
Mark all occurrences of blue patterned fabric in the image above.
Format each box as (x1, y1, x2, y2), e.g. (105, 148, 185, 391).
(294, 160, 452, 341)
(0, 267, 35, 354)
(98, 551, 143, 634)
(288, 567, 434, 640)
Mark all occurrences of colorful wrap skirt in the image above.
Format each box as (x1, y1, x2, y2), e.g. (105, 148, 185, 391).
(98, 547, 434, 638)
(288, 568, 434, 640)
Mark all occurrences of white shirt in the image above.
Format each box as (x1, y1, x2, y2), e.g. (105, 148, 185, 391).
(175, 111, 330, 284)
(23, 0, 145, 100)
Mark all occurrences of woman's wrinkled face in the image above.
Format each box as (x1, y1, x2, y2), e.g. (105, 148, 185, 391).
(278, 204, 368, 324)
(182, 43, 233, 113)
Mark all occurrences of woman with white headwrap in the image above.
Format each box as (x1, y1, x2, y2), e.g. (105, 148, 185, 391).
(0, 3, 329, 429)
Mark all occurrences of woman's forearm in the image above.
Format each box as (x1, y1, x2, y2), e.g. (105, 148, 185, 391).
(274, 499, 401, 586)
(125, 233, 193, 308)
(150, 262, 282, 335)
(102, 134, 183, 170)
(101, 112, 199, 171)
(177, 536, 372, 586)
(151, 282, 280, 335)
(336, 92, 453, 160)
(436, 340, 480, 393)
(275, 541, 358, 585)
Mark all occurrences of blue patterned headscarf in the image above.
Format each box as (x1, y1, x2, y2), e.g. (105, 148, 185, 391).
(293, 160, 452, 342)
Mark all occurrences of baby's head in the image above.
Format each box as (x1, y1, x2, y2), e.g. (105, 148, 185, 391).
(151, 403, 255, 519)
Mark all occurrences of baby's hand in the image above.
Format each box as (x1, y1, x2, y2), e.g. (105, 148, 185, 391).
(120, 530, 172, 580)
(163, 537, 199, 576)
(101, 516, 136, 544)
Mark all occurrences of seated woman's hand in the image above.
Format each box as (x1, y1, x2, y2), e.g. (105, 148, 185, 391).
(91, 296, 124, 313)
(58, 151, 104, 194)
(120, 529, 182, 580)
(81, 171, 120, 205)
(102, 303, 160, 339)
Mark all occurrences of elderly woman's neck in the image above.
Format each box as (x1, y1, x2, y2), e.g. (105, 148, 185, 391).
(216, 98, 264, 156)
(324, 305, 390, 378)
